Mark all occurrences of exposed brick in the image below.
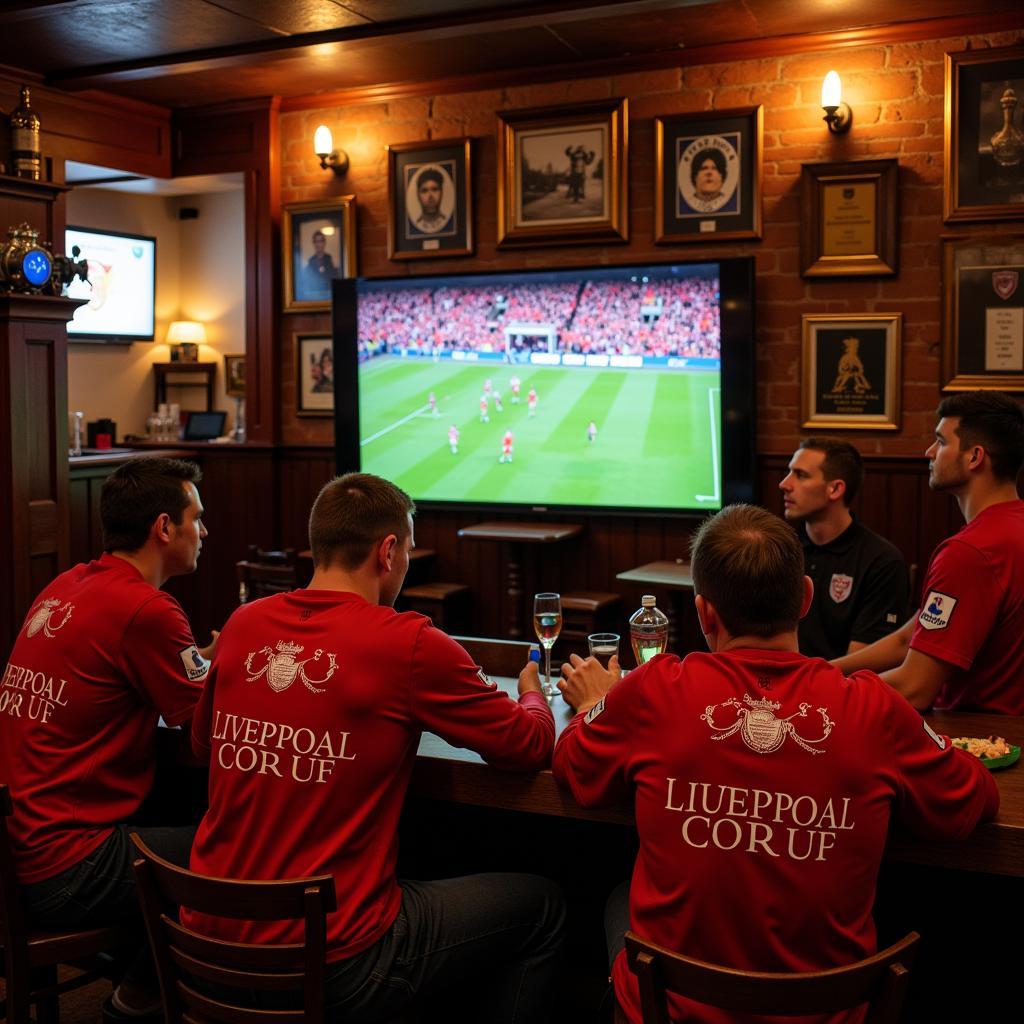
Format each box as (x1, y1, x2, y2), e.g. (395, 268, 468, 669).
(710, 86, 754, 108)
(783, 49, 886, 81)
(612, 68, 681, 95)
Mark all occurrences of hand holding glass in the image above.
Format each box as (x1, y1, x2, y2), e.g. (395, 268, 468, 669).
(533, 592, 562, 698)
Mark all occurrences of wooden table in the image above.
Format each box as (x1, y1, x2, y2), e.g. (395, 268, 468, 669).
(615, 559, 694, 652)
(411, 637, 1024, 877)
(457, 522, 582, 639)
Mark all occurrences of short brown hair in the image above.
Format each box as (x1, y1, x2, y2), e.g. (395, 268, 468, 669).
(797, 437, 864, 505)
(690, 504, 805, 638)
(936, 390, 1024, 482)
(309, 473, 414, 571)
(100, 457, 202, 553)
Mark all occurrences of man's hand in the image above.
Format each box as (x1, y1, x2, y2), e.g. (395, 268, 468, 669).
(558, 653, 620, 715)
(197, 630, 220, 663)
(518, 658, 543, 697)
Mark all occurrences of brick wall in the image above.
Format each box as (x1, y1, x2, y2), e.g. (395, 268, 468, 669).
(279, 28, 1021, 453)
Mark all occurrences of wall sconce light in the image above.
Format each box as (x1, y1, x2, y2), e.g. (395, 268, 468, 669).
(314, 124, 349, 177)
(821, 70, 852, 134)
(166, 320, 207, 363)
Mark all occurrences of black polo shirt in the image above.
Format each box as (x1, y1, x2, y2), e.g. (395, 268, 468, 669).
(798, 517, 908, 660)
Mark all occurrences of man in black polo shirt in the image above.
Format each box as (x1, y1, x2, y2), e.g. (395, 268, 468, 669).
(780, 437, 907, 659)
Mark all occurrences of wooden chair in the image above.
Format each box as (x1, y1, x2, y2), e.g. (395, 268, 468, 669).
(0, 784, 132, 1024)
(624, 930, 919, 1024)
(400, 581, 472, 633)
(236, 546, 301, 604)
(560, 591, 623, 656)
(130, 833, 337, 1024)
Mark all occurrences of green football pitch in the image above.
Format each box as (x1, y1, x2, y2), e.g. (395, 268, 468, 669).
(358, 357, 721, 510)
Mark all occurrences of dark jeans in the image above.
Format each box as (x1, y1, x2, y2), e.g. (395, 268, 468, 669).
(324, 873, 566, 1024)
(24, 823, 196, 989)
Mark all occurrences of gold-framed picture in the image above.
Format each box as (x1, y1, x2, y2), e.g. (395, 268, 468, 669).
(387, 137, 472, 260)
(654, 106, 763, 244)
(941, 233, 1024, 392)
(801, 314, 902, 431)
(224, 353, 245, 397)
(800, 159, 898, 277)
(497, 98, 628, 247)
(282, 196, 356, 313)
(944, 44, 1024, 223)
(295, 332, 334, 416)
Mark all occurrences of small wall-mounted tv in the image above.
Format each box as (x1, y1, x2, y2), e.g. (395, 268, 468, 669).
(331, 257, 755, 517)
(65, 226, 156, 343)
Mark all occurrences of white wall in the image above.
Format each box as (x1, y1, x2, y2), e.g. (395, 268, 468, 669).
(65, 184, 245, 438)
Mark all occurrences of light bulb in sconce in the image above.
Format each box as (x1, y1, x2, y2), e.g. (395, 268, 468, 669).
(314, 124, 349, 176)
(821, 70, 852, 134)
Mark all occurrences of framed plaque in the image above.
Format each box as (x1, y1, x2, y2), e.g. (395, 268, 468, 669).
(941, 234, 1024, 392)
(944, 45, 1024, 223)
(282, 196, 357, 313)
(801, 314, 902, 431)
(655, 106, 763, 243)
(800, 159, 898, 277)
(387, 137, 473, 260)
(296, 332, 335, 416)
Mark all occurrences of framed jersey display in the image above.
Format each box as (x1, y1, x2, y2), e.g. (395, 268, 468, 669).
(801, 313, 902, 431)
(655, 107, 763, 244)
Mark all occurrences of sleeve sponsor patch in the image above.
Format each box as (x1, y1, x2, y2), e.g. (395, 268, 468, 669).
(922, 719, 946, 750)
(584, 698, 606, 724)
(178, 645, 209, 681)
(476, 668, 497, 689)
(917, 590, 957, 631)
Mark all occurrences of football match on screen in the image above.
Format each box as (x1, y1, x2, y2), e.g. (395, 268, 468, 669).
(355, 265, 723, 511)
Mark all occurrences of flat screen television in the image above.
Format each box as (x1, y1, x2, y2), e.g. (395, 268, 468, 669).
(331, 257, 754, 516)
(65, 226, 156, 343)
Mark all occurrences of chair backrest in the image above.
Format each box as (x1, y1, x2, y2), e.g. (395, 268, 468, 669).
(0, 784, 31, 995)
(625, 930, 919, 1024)
(236, 559, 300, 604)
(130, 833, 337, 1024)
(247, 545, 298, 566)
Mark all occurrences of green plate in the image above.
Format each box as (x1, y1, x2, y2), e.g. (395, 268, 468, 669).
(980, 745, 1021, 771)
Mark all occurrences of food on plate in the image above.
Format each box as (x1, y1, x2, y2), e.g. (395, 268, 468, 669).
(951, 735, 1013, 760)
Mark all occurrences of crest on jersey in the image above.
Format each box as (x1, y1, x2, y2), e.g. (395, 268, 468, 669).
(24, 598, 73, 639)
(245, 640, 337, 693)
(701, 694, 834, 755)
(829, 574, 853, 603)
(918, 591, 957, 631)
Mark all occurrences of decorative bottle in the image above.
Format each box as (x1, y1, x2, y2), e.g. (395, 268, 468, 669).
(990, 86, 1024, 169)
(9, 85, 41, 180)
(629, 595, 669, 666)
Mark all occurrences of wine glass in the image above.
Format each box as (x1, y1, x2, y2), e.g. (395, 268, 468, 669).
(533, 592, 562, 698)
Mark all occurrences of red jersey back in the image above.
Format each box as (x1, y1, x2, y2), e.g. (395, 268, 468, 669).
(553, 649, 996, 1024)
(185, 589, 553, 960)
(0, 554, 206, 882)
(910, 499, 1024, 714)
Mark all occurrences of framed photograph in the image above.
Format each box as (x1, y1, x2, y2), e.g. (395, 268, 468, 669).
(224, 353, 245, 398)
(387, 138, 472, 260)
(497, 98, 628, 247)
(941, 233, 1024, 392)
(945, 45, 1024, 223)
(800, 159, 898, 277)
(654, 106, 763, 243)
(296, 332, 335, 416)
(801, 314, 902, 431)
(282, 196, 356, 312)
(169, 342, 198, 363)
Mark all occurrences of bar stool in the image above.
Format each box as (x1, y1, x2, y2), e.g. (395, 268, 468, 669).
(400, 581, 472, 633)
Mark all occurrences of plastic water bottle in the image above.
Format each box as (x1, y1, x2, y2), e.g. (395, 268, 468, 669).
(629, 595, 669, 666)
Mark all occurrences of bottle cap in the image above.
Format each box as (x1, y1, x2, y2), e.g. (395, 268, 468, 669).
(641, 595, 656, 606)
(528, 644, 541, 662)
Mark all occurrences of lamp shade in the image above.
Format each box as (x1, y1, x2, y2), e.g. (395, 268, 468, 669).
(821, 70, 842, 109)
(166, 320, 207, 344)
(314, 124, 333, 157)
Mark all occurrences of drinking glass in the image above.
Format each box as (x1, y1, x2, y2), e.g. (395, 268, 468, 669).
(588, 632, 620, 669)
(533, 592, 562, 698)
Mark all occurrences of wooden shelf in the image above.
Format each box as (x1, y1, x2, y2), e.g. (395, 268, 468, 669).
(153, 361, 217, 411)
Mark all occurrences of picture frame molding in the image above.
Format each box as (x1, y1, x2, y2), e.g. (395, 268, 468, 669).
(654, 105, 763, 244)
(295, 331, 335, 417)
(799, 158, 898, 278)
(282, 195, 357, 313)
(496, 97, 628, 248)
(223, 353, 245, 398)
(801, 313, 903, 431)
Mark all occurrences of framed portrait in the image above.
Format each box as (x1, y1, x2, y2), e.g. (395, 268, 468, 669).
(941, 233, 1024, 392)
(387, 138, 472, 260)
(224, 353, 245, 398)
(801, 314, 902, 431)
(296, 332, 335, 416)
(945, 45, 1024, 223)
(654, 107, 763, 243)
(800, 159, 898, 277)
(282, 196, 356, 312)
(497, 98, 628, 247)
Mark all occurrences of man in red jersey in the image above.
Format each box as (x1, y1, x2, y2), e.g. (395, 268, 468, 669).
(553, 504, 996, 1024)
(0, 456, 213, 1018)
(834, 391, 1024, 713)
(186, 473, 564, 1024)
